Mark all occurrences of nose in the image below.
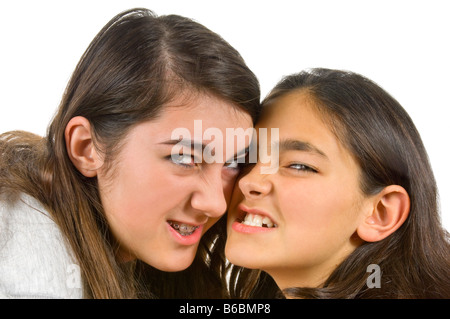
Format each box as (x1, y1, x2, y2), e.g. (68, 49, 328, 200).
(190, 172, 228, 218)
(238, 163, 272, 199)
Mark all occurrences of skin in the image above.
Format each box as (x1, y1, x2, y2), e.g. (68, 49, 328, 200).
(226, 91, 372, 289)
(95, 93, 253, 272)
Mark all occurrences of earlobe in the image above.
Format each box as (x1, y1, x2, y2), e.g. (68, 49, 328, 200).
(65, 116, 102, 177)
(357, 185, 410, 242)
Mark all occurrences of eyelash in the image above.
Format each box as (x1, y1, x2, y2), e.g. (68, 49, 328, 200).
(288, 163, 318, 173)
(167, 154, 196, 168)
(167, 154, 244, 171)
(224, 158, 240, 170)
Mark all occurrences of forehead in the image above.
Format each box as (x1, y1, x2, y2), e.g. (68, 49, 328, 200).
(158, 92, 253, 130)
(258, 91, 355, 163)
(258, 91, 328, 138)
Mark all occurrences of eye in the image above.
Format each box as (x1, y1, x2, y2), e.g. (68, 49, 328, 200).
(169, 154, 196, 167)
(224, 158, 240, 170)
(288, 163, 318, 173)
(224, 151, 249, 171)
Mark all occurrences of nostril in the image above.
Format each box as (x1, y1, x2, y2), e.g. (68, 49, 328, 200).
(249, 190, 262, 196)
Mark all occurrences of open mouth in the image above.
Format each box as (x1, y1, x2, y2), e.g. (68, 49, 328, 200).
(167, 220, 200, 236)
(238, 212, 277, 228)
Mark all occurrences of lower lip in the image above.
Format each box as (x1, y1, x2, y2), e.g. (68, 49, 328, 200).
(167, 223, 204, 246)
(231, 220, 276, 234)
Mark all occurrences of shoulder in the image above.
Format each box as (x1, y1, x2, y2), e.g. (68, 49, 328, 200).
(0, 193, 83, 298)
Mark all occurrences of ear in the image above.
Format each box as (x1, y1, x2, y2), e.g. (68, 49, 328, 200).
(65, 116, 103, 177)
(357, 185, 410, 242)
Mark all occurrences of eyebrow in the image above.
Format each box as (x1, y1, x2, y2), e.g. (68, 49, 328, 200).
(159, 138, 249, 159)
(276, 138, 328, 159)
(159, 139, 208, 151)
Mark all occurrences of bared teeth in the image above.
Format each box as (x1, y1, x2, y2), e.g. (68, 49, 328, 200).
(262, 216, 274, 228)
(242, 213, 277, 228)
(168, 221, 199, 236)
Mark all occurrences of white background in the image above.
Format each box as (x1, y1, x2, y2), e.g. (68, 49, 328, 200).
(0, 0, 448, 231)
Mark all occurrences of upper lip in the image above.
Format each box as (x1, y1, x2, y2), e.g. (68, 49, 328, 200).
(237, 204, 278, 225)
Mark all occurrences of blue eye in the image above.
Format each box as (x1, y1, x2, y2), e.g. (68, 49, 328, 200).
(225, 160, 239, 168)
(169, 154, 195, 167)
(289, 163, 318, 173)
(224, 152, 248, 171)
(224, 158, 240, 170)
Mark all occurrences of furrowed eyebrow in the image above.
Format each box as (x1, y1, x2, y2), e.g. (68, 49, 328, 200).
(160, 139, 248, 160)
(225, 146, 249, 163)
(276, 138, 328, 159)
(159, 138, 207, 151)
(159, 139, 249, 162)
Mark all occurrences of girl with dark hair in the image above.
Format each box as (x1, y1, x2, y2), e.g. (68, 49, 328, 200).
(225, 68, 450, 298)
(0, 8, 259, 298)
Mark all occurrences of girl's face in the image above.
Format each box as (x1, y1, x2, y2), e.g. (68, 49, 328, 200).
(98, 93, 252, 272)
(225, 91, 371, 289)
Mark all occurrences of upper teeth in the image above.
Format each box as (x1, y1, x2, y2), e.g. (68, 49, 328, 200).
(241, 213, 277, 228)
(168, 221, 199, 235)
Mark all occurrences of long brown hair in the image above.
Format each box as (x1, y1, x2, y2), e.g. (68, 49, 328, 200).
(229, 68, 450, 298)
(0, 8, 260, 298)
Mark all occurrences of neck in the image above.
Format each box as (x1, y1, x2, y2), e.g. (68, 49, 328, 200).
(268, 266, 331, 294)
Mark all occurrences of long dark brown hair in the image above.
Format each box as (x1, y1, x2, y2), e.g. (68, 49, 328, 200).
(229, 68, 450, 299)
(0, 8, 260, 298)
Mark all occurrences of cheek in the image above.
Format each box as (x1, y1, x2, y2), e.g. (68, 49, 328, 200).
(277, 185, 361, 270)
(280, 182, 330, 226)
(281, 180, 360, 242)
(100, 158, 186, 231)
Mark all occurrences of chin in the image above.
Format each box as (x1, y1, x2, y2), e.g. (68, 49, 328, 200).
(225, 244, 260, 270)
(158, 263, 191, 272)
(150, 251, 197, 272)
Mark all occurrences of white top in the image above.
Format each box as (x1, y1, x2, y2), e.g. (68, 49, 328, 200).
(0, 193, 83, 298)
